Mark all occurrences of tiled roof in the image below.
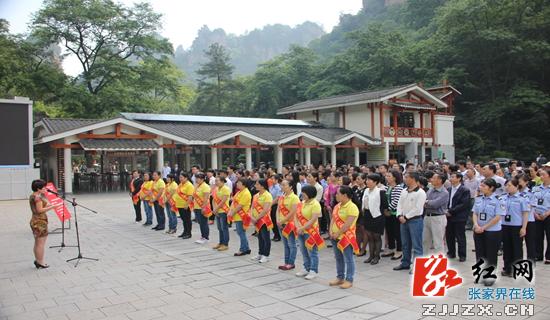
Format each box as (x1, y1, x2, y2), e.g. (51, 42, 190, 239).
(79, 139, 160, 151)
(40, 118, 103, 136)
(34, 115, 380, 145)
(277, 83, 417, 114)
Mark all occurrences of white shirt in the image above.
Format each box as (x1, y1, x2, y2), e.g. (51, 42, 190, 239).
(225, 179, 233, 192)
(449, 184, 460, 208)
(396, 187, 427, 219)
(162, 166, 171, 179)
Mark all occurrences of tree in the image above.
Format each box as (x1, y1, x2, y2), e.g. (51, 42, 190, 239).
(192, 43, 238, 115)
(31, 0, 172, 96)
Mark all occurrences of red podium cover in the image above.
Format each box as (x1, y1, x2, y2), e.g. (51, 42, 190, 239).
(45, 182, 71, 222)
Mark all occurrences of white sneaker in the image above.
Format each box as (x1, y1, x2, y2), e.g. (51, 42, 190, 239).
(259, 256, 269, 263)
(195, 238, 208, 244)
(295, 270, 309, 277)
(305, 271, 318, 280)
(250, 255, 261, 261)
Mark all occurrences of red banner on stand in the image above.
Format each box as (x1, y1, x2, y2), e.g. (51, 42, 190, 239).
(45, 182, 71, 222)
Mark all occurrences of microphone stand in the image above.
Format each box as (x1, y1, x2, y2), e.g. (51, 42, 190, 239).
(49, 190, 77, 252)
(65, 197, 99, 267)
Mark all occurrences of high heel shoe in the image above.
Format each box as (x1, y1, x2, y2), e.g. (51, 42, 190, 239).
(34, 261, 49, 269)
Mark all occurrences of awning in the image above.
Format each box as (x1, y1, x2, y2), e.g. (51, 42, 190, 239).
(79, 139, 160, 151)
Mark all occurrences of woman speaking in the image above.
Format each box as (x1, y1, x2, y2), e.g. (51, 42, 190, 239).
(29, 179, 60, 269)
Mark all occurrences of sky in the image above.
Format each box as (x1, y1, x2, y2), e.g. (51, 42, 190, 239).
(0, 0, 363, 76)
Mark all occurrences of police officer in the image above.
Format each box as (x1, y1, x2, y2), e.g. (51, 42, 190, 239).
(533, 169, 550, 264)
(518, 174, 536, 262)
(473, 178, 506, 286)
(501, 178, 529, 277)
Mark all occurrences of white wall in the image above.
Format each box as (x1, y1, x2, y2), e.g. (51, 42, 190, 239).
(345, 104, 370, 135)
(434, 115, 455, 146)
(0, 168, 40, 200)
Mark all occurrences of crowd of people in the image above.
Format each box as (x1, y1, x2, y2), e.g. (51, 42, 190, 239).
(29, 157, 550, 289)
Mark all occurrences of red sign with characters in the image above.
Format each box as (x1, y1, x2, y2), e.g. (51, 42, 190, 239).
(412, 255, 462, 297)
(45, 182, 71, 222)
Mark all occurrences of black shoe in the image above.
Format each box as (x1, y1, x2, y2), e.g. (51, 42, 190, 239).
(34, 261, 49, 269)
(393, 265, 409, 271)
(501, 270, 512, 277)
(234, 250, 251, 256)
(251, 231, 258, 236)
(272, 237, 281, 242)
(391, 254, 402, 260)
(381, 252, 394, 258)
(182, 234, 192, 239)
(178, 233, 185, 238)
(143, 222, 152, 226)
(459, 257, 466, 262)
(152, 225, 159, 230)
(370, 257, 380, 265)
(155, 226, 165, 231)
(447, 254, 456, 259)
(544, 260, 550, 265)
(364, 256, 374, 264)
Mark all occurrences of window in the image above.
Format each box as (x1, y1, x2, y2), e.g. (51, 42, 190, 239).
(318, 110, 339, 127)
(390, 112, 415, 128)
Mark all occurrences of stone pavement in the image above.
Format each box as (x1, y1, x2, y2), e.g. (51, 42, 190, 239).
(1, 192, 549, 320)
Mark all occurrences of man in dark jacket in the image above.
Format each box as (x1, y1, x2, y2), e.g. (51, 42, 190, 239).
(130, 170, 144, 222)
(446, 172, 471, 261)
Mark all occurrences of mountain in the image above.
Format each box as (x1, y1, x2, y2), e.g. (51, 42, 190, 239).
(174, 22, 325, 81)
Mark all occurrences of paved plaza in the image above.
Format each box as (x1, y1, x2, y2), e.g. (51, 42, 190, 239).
(1, 193, 549, 320)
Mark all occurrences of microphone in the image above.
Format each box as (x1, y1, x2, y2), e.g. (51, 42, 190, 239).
(47, 189, 63, 197)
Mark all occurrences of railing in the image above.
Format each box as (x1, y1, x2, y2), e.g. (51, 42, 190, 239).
(383, 127, 433, 138)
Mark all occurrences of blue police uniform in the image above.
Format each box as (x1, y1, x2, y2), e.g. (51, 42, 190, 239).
(472, 193, 506, 276)
(520, 189, 537, 261)
(532, 184, 550, 261)
(501, 192, 529, 274)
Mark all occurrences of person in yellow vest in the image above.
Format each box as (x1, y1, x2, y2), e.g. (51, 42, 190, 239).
(139, 172, 154, 226)
(194, 173, 212, 244)
(250, 179, 273, 263)
(174, 172, 195, 239)
(277, 179, 300, 270)
(151, 171, 166, 231)
(212, 176, 231, 251)
(164, 174, 178, 234)
(295, 185, 324, 280)
(229, 178, 252, 256)
(329, 185, 360, 289)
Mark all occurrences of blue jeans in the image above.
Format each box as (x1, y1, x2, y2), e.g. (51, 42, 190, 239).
(331, 239, 355, 282)
(195, 209, 209, 239)
(143, 201, 153, 224)
(298, 234, 319, 272)
(282, 226, 297, 265)
(235, 221, 250, 252)
(216, 213, 229, 245)
(166, 202, 177, 230)
(153, 201, 165, 228)
(400, 217, 424, 268)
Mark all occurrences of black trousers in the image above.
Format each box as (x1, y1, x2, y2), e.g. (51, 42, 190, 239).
(270, 204, 280, 240)
(502, 225, 523, 272)
(385, 214, 402, 251)
(133, 199, 142, 222)
(535, 217, 550, 261)
(474, 230, 501, 267)
(178, 207, 192, 236)
(446, 220, 466, 259)
(525, 221, 536, 261)
(258, 225, 271, 256)
(320, 205, 331, 233)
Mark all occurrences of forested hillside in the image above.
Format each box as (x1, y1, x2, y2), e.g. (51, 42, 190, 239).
(174, 22, 325, 81)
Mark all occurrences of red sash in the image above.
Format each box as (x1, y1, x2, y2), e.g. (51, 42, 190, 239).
(212, 187, 230, 213)
(229, 190, 251, 228)
(278, 196, 297, 238)
(297, 203, 325, 250)
(130, 179, 139, 205)
(193, 185, 212, 217)
(251, 193, 273, 231)
(140, 183, 154, 206)
(332, 203, 359, 254)
(176, 183, 192, 209)
(153, 189, 165, 208)
(164, 186, 177, 213)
